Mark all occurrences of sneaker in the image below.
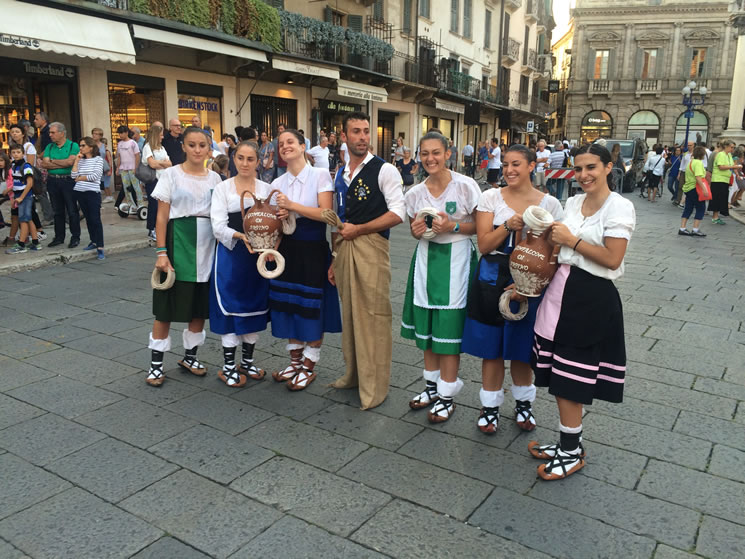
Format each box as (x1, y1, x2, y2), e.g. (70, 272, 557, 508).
(83, 242, 97, 251)
(712, 218, 726, 225)
(28, 244, 42, 251)
(102, 196, 114, 203)
(5, 244, 27, 254)
(37, 231, 47, 241)
(691, 230, 707, 237)
(678, 229, 692, 236)
(148, 230, 157, 242)
(96, 250, 105, 260)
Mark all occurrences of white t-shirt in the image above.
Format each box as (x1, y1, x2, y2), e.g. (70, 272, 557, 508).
(23, 141, 37, 162)
(307, 145, 330, 169)
(404, 171, 481, 244)
(340, 142, 350, 166)
(210, 177, 273, 250)
(477, 188, 564, 255)
(142, 143, 171, 180)
(535, 149, 552, 173)
(558, 192, 636, 280)
(151, 165, 222, 219)
(487, 147, 501, 169)
(272, 165, 333, 211)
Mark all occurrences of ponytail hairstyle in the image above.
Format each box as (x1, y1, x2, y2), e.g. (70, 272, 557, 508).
(419, 130, 449, 151)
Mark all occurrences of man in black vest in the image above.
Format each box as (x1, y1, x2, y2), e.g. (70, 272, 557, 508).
(329, 112, 405, 410)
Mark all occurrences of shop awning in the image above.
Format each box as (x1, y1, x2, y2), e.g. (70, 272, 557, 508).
(434, 98, 465, 114)
(337, 79, 388, 103)
(0, 1, 136, 64)
(273, 57, 339, 80)
(132, 25, 267, 63)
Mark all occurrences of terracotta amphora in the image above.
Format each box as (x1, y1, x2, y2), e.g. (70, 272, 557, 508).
(240, 189, 285, 279)
(508, 205, 557, 297)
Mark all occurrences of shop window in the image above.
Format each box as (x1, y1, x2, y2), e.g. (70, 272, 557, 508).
(177, 81, 223, 140)
(689, 48, 706, 79)
(0, 80, 31, 150)
(108, 83, 164, 152)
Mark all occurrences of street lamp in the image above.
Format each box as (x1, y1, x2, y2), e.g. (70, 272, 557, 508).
(681, 80, 707, 150)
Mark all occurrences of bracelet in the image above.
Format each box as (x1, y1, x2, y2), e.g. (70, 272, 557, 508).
(503, 221, 512, 232)
(573, 238, 582, 251)
(155, 247, 167, 253)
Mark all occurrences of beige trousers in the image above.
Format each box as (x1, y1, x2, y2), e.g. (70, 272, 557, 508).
(331, 233, 392, 409)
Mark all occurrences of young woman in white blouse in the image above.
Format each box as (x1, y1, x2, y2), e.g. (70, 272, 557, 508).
(142, 124, 172, 241)
(146, 127, 222, 387)
(530, 143, 636, 480)
(270, 129, 342, 391)
(71, 137, 105, 260)
(461, 145, 563, 434)
(209, 141, 275, 387)
(402, 131, 481, 423)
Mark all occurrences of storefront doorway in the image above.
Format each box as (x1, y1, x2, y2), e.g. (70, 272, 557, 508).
(580, 110, 612, 143)
(377, 110, 396, 161)
(0, 57, 79, 149)
(107, 71, 165, 150)
(627, 110, 659, 146)
(251, 94, 297, 139)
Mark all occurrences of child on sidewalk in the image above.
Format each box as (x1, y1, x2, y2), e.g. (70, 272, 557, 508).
(115, 125, 144, 210)
(5, 144, 41, 254)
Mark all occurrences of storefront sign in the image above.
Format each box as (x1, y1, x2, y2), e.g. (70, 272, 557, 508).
(22, 61, 75, 79)
(527, 120, 535, 132)
(337, 79, 388, 103)
(273, 58, 339, 80)
(582, 110, 612, 127)
(178, 98, 219, 112)
(0, 34, 40, 49)
(548, 80, 560, 93)
(434, 98, 465, 115)
(321, 100, 361, 113)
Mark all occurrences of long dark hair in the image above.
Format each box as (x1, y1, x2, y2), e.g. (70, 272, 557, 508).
(79, 136, 100, 157)
(504, 143, 537, 163)
(0, 152, 11, 181)
(575, 143, 612, 166)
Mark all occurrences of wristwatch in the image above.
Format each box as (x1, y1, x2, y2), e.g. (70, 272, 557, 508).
(453, 222, 460, 233)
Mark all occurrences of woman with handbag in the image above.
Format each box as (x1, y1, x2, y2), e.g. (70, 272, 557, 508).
(678, 146, 709, 237)
(145, 127, 222, 387)
(460, 144, 563, 433)
(642, 146, 665, 202)
(710, 140, 741, 225)
(210, 141, 275, 387)
(142, 124, 172, 241)
(402, 131, 481, 423)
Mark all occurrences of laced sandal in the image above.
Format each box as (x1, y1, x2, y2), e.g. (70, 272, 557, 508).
(145, 363, 165, 387)
(477, 406, 500, 434)
(537, 448, 585, 481)
(218, 366, 248, 388)
(514, 400, 536, 432)
(528, 441, 586, 460)
(178, 352, 207, 376)
(409, 381, 439, 410)
(238, 362, 266, 381)
(287, 367, 317, 391)
(427, 397, 455, 423)
(272, 348, 304, 382)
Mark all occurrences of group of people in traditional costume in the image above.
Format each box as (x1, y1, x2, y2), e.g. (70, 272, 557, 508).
(144, 117, 635, 481)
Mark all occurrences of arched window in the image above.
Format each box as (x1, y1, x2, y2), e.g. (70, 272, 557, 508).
(627, 110, 660, 145)
(580, 110, 612, 143)
(675, 110, 709, 145)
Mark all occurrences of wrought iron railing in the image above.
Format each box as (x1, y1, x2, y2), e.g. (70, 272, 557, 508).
(503, 38, 521, 62)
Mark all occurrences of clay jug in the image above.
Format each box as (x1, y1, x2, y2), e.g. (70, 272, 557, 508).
(240, 189, 282, 251)
(508, 205, 557, 297)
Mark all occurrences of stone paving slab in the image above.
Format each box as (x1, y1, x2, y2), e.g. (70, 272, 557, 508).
(622, 377, 736, 419)
(23, 347, 139, 386)
(652, 545, 702, 559)
(637, 460, 745, 525)
(708, 444, 745, 484)
(339, 447, 493, 521)
(0, 539, 31, 559)
(231, 456, 391, 537)
(0, 393, 45, 430)
(232, 515, 388, 559)
(102, 371, 202, 407)
(695, 516, 745, 559)
(150, 424, 274, 485)
(130, 537, 210, 559)
(164, 391, 274, 436)
(62, 333, 144, 360)
(0, 488, 162, 559)
(469, 487, 656, 558)
(0, 356, 57, 392)
(673, 410, 745, 449)
(0, 453, 71, 521)
(353, 499, 551, 559)
(7, 376, 124, 419)
(239, 415, 369, 472)
(0, 331, 59, 360)
(47, 437, 179, 503)
(230, 380, 334, 421)
(120, 469, 282, 559)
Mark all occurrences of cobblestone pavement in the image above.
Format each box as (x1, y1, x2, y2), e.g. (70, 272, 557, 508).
(0, 193, 743, 559)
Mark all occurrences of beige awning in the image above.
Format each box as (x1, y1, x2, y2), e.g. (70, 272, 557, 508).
(0, 1, 136, 64)
(132, 25, 267, 63)
(272, 57, 339, 80)
(337, 79, 388, 103)
(435, 98, 465, 114)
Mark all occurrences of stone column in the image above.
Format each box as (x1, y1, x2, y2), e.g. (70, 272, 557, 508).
(723, 14, 745, 143)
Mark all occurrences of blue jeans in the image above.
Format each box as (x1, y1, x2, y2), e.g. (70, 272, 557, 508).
(667, 174, 679, 198)
(548, 178, 565, 200)
(145, 180, 158, 232)
(73, 190, 104, 247)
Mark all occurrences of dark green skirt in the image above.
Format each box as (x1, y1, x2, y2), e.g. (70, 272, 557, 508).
(153, 279, 210, 323)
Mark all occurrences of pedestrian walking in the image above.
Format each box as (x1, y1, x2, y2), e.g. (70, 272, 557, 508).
(394, 136, 405, 164)
(643, 145, 665, 203)
(530, 143, 635, 480)
(447, 139, 458, 170)
(487, 138, 502, 188)
(547, 141, 568, 200)
(145, 127, 222, 387)
(667, 146, 682, 202)
(71, 137, 105, 260)
(678, 145, 708, 237)
(270, 129, 342, 391)
(710, 139, 741, 224)
(210, 141, 272, 387)
(40, 122, 80, 248)
(115, 125, 144, 211)
(461, 145, 563, 434)
(257, 131, 275, 182)
(402, 131, 480, 423)
(534, 140, 551, 192)
(462, 142, 475, 177)
(142, 124, 172, 240)
(329, 112, 406, 409)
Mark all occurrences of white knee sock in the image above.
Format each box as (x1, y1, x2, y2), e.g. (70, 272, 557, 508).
(480, 388, 504, 408)
(437, 377, 464, 399)
(148, 333, 171, 352)
(240, 332, 259, 345)
(221, 333, 240, 348)
(286, 342, 304, 351)
(423, 369, 440, 383)
(303, 345, 321, 364)
(511, 384, 536, 403)
(183, 329, 206, 351)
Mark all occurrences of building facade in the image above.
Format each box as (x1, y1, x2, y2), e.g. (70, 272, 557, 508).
(0, 0, 553, 161)
(559, 0, 744, 147)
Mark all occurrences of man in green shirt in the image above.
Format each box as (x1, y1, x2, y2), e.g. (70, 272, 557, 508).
(40, 122, 80, 248)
